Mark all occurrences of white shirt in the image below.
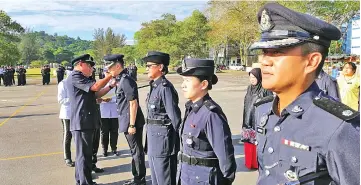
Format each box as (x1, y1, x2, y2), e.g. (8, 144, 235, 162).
(58, 78, 71, 119)
(100, 84, 118, 118)
(0, 68, 4, 75)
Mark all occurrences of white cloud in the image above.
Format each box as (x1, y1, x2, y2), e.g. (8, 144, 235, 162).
(1, 0, 207, 39)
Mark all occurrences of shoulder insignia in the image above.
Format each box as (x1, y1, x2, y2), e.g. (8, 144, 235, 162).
(161, 79, 168, 86)
(313, 97, 360, 121)
(204, 100, 217, 111)
(254, 95, 274, 107)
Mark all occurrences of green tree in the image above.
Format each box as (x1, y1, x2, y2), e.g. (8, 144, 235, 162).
(92, 28, 127, 63)
(18, 30, 41, 65)
(0, 10, 24, 65)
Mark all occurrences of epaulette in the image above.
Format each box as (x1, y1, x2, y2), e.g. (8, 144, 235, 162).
(204, 100, 218, 111)
(161, 78, 168, 86)
(254, 95, 274, 107)
(313, 97, 360, 121)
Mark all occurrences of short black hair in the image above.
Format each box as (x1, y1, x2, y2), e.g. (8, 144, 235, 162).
(344, 62, 357, 72)
(300, 42, 329, 77)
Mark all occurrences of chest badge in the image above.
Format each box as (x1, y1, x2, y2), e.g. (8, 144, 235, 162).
(186, 138, 193, 145)
(283, 139, 311, 151)
(150, 105, 155, 109)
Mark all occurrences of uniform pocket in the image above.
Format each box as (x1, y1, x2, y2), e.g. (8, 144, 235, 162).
(181, 164, 213, 184)
(147, 125, 171, 156)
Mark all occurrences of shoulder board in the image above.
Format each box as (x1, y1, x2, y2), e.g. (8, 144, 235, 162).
(161, 79, 168, 86)
(254, 95, 274, 107)
(204, 100, 218, 111)
(313, 97, 360, 121)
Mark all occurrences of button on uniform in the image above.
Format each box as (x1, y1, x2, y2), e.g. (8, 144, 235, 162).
(291, 156, 298, 163)
(268, 147, 274, 154)
(274, 126, 281, 132)
(265, 170, 270, 176)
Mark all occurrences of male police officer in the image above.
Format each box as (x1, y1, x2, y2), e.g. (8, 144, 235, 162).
(68, 54, 119, 185)
(103, 54, 146, 185)
(16, 66, 26, 86)
(57, 64, 66, 83)
(251, 3, 360, 185)
(315, 69, 339, 100)
(143, 51, 181, 185)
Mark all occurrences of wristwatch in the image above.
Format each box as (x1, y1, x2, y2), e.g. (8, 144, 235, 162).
(129, 124, 135, 128)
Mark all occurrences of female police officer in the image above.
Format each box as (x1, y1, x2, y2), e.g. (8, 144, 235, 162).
(176, 58, 236, 185)
(143, 51, 182, 185)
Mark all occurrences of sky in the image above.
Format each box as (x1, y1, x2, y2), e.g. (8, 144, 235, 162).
(1, 0, 208, 44)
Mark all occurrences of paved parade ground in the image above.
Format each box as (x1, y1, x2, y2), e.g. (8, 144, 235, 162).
(0, 72, 258, 185)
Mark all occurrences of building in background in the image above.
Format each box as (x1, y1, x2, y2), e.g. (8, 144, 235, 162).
(342, 14, 360, 55)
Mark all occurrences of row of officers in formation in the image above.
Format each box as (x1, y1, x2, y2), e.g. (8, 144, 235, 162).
(0, 65, 27, 86)
(57, 3, 359, 185)
(0, 63, 138, 87)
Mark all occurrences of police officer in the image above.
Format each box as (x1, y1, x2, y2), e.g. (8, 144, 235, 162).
(57, 65, 66, 83)
(99, 81, 119, 157)
(57, 70, 74, 167)
(250, 3, 360, 185)
(143, 51, 181, 185)
(176, 58, 236, 185)
(68, 54, 119, 185)
(16, 66, 26, 86)
(103, 54, 146, 185)
(10, 66, 15, 85)
(5, 66, 13, 86)
(315, 69, 339, 100)
(133, 64, 138, 81)
(42, 65, 51, 85)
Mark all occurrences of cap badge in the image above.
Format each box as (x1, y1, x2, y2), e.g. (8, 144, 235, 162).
(260, 10, 274, 32)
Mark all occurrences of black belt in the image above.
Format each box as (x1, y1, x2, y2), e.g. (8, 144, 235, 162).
(284, 171, 329, 185)
(178, 153, 218, 167)
(147, 119, 171, 125)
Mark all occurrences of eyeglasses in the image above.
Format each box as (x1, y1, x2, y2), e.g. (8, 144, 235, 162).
(145, 64, 160, 68)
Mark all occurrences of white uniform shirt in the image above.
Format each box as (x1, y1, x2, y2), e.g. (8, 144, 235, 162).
(58, 78, 71, 119)
(0, 68, 4, 75)
(100, 84, 118, 118)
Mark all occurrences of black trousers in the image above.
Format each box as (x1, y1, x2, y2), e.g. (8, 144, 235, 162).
(61, 119, 72, 160)
(124, 126, 146, 182)
(73, 130, 94, 185)
(92, 128, 100, 167)
(43, 74, 50, 84)
(100, 118, 119, 152)
(17, 74, 26, 86)
(57, 74, 64, 84)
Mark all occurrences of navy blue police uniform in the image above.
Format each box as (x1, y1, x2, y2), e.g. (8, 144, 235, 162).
(143, 51, 182, 185)
(104, 54, 147, 185)
(68, 54, 99, 185)
(176, 58, 237, 185)
(315, 70, 339, 100)
(250, 3, 360, 185)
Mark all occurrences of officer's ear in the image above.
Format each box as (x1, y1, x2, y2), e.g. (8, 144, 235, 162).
(200, 79, 209, 90)
(304, 51, 322, 76)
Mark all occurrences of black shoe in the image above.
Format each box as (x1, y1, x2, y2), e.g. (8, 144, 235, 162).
(92, 166, 104, 173)
(103, 152, 108, 157)
(123, 180, 146, 185)
(65, 159, 75, 167)
(112, 150, 119, 156)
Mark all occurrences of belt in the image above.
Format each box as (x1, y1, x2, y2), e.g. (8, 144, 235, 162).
(147, 119, 171, 125)
(178, 153, 218, 167)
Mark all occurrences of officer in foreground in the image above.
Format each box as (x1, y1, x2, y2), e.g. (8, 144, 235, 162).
(176, 58, 236, 185)
(104, 54, 146, 185)
(143, 51, 181, 185)
(68, 54, 119, 185)
(251, 3, 360, 185)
